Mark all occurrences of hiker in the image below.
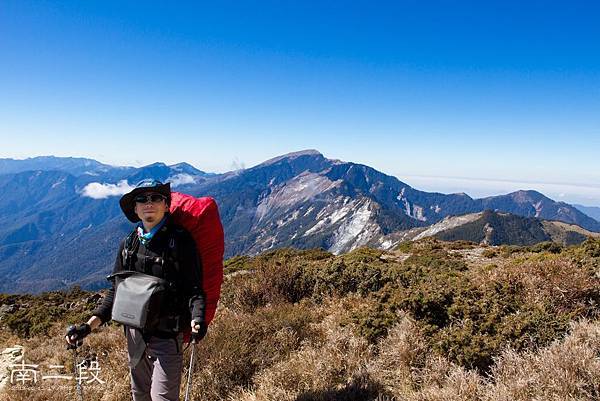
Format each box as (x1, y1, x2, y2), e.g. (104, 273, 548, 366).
(65, 179, 208, 401)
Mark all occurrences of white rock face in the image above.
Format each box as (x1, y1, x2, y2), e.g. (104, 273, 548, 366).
(403, 199, 411, 217)
(276, 210, 300, 228)
(379, 238, 394, 249)
(255, 172, 340, 223)
(51, 177, 66, 188)
(482, 223, 494, 245)
(431, 204, 442, 213)
(303, 206, 315, 217)
(397, 188, 427, 221)
(304, 197, 353, 236)
(329, 199, 379, 254)
(413, 205, 427, 221)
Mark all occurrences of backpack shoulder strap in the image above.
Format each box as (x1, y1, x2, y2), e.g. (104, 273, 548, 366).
(165, 226, 204, 289)
(121, 229, 140, 271)
(164, 227, 181, 275)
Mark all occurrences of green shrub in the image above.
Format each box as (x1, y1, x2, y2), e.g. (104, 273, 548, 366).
(528, 241, 563, 254)
(221, 247, 394, 310)
(350, 248, 600, 372)
(582, 238, 600, 257)
(3, 240, 600, 396)
(223, 255, 252, 274)
(395, 241, 413, 253)
(0, 288, 99, 338)
(446, 240, 478, 250)
(306, 248, 391, 300)
(499, 245, 524, 257)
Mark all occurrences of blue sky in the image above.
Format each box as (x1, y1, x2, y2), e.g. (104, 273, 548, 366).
(1, 1, 599, 205)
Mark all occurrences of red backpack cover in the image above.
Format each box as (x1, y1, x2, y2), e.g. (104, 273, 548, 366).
(169, 192, 224, 332)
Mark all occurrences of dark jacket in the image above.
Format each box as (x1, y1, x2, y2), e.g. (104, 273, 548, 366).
(92, 217, 205, 335)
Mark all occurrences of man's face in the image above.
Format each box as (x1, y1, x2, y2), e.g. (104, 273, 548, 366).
(134, 191, 168, 224)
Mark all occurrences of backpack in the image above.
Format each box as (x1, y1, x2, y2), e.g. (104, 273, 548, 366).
(112, 192, 224, 340)
(169, 192, 224, 340)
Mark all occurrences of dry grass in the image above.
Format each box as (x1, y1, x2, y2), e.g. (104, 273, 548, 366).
(484, 320, 600, 401)
(3, 306, 600, 401)
(0, 323, 129, 401)
(3, 241, 600, 400)
(179, 300, 326, 401)
(366, 316, 484, 401)
(472, 255, 599, 312)
(367, 316, 429, 395)
(364, 318, 600, 401)
(233, 300, 378, 401)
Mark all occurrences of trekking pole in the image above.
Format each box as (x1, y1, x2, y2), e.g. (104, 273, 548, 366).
(185, 319, 204, 401)
(184, 341, 197, 401)
(66, 325, 84, 401)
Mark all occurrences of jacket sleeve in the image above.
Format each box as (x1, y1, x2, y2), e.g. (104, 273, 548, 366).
(180, 232, 206, 323)
(91, 239, 125, 324)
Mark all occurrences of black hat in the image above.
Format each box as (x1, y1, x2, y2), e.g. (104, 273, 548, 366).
(119, 179, 171, 223)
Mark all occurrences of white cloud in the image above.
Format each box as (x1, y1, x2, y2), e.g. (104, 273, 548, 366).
(168, 174, 196, 187)
(230, 157, 246, 171)
(81, 180, 134, 199)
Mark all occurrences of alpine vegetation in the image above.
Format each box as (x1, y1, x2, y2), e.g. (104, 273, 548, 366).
(1, 238, 600, 400)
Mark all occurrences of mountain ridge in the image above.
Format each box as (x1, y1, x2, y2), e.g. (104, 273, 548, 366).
(0, 150, 597, 293)
(574, 204, 600, 223)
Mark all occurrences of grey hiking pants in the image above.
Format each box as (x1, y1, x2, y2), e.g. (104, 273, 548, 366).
(126, 327, 184, 401)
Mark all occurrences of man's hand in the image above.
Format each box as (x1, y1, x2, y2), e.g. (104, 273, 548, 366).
(65, 323, 91, 349)
(190, 319, 207, 343)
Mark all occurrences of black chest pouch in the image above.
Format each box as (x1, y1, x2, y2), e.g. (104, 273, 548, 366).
(108, 271, 169, 330)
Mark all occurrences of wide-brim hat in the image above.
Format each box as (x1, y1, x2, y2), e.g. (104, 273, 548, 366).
(119, 179, 171, 223)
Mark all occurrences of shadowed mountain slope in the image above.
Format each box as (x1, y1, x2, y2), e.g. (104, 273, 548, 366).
(0, 151, 596, 292)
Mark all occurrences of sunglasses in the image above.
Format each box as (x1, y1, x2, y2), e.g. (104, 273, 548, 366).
(134, 194, 166, 204)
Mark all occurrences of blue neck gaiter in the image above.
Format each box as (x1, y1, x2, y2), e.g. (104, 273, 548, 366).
(137, 216, 168, 246)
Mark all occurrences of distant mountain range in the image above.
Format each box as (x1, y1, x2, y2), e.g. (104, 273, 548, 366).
(0, 151, 598, 293)
(0, 156, 119, 176)
(574, 204, 600, 223)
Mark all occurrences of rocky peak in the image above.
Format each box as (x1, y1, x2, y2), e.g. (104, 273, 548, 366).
(256, 149, 326, 167)
(509, 190, 547, 203)
(168, 162, 205, 175)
